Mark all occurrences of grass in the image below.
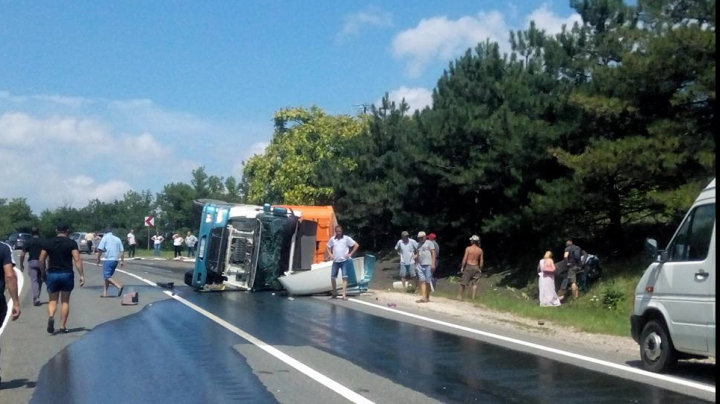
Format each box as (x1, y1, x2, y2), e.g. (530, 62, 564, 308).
(422, 255, 648, 337)
(127, 248, 187, 260)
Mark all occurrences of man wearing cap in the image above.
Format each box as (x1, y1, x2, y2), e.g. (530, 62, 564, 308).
(458, 235, 483, 300)
(395, 231, 418, 289)
(38, 223, 85, 334)
(413, 231, 435, 303)
(326, 225, 359, 300)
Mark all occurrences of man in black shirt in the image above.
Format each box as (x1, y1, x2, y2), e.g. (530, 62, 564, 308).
(1, 239, 21, 385)
(563, 239, 583, 300)
(39, 223, 85, 334)
(19, 227, 44, 306)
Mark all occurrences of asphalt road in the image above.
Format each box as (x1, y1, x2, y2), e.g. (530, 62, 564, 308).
(0, 255, 715, 403)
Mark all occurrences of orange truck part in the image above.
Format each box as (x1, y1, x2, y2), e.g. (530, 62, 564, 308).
(278, 205, 338, 264)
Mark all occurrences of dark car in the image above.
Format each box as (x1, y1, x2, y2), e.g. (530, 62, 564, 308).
(5, 232, 32, 250)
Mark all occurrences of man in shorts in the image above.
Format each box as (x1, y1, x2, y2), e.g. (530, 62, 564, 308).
(413, 231, 435, 303)
(394, 231, 418, 289)
(458, 235, 483, 300)
(326, 226, 359, 301)
(19, 227, 45, 306)
(563, 239, 583, 300)
(39, 223, 85, 334)
(97, 228, 124, 298)
(0, 238, 21, 385)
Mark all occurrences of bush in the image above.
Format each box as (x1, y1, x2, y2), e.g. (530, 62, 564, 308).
(598, 282, 625, 311)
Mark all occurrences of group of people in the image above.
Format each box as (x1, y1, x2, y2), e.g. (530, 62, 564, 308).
(394, 231, 445, 303)
(537, 239, 584, 307)
(150, 231, 197, 258)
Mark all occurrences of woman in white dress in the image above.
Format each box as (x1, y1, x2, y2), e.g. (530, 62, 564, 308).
(538, 251, 561, 307)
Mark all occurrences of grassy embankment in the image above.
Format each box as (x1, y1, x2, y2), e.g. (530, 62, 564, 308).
(415, 255, 648, 337)
(127, 248, 185, 260)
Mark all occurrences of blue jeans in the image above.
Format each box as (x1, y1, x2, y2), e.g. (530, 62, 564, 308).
(154, 244, 161, 256)
(187, 246, 195, 257)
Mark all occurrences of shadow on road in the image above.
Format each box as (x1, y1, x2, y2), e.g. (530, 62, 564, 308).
(0, 378, 37, 390)
(626, 360, 716, 385)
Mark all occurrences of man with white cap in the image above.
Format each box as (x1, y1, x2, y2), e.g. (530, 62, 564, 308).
(395, 231, 418, 289)
(412, 231, 435, 303)
(458, 235, 483, 300)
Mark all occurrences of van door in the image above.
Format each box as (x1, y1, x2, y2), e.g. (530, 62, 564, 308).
(708, 228, 716, 357)
(659, 202, 715, 354)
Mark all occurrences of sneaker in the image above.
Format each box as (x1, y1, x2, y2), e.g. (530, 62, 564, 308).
(33, 300, 41, 307)
(47, 317, 55, 334)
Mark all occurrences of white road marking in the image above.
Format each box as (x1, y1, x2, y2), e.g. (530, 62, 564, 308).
(1, 267, 25, 336)
(116, 268, 375, 404)
(348, 298, 716, 394)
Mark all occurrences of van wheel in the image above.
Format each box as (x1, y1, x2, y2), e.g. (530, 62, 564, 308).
(640, 320, 678, 373)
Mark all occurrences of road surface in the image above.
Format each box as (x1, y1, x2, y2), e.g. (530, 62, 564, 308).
(0, 255, 715, 403)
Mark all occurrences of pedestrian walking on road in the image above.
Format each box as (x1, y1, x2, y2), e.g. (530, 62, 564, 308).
(413, 231, 435, 303)
(538, 251, 561, 307)
(84, 232, 94, 254)
(38, 223, 85, 334)
(172, 233, 184, 258)
(92, 233, 101, 254)
(96, 228, 124, 298)
(0, 238, 21, 385)
(19, 227, 45, 306)
(394, 231, 418, 289)
(185, 231, 198, 258)
(326, 226, 359, 301)
(151, 232, 164, 257)
(457, 235, 483, 300)
(126, 229, 137, 258)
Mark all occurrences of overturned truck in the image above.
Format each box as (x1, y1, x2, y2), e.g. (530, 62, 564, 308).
(185, 201, 375, 295)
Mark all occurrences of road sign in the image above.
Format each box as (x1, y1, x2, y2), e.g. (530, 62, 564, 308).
(144, 216, 154, 227)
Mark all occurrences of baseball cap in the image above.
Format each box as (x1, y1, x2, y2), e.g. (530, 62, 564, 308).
(56, 222, 69, 232)
(469, 235, 480, 241)
(401, 231, 409, 237)
(417, 231, 427, 238)
(428, 233, 436, 240)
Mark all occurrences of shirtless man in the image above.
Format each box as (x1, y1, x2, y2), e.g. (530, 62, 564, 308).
(457, 235, 483, 300)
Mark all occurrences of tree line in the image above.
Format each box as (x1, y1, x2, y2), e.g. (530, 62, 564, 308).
(3, 1, 714, 276)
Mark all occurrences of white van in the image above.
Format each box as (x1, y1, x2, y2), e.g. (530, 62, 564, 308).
(631, 178, 715, 372)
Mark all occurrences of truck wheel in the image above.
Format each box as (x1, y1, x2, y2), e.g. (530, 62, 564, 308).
(640, 320, 678, 373)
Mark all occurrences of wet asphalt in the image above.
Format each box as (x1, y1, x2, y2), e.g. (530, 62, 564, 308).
(2, 257, 715, 403)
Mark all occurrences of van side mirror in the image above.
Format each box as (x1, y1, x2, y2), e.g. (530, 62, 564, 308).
(645, 238, 668, 263)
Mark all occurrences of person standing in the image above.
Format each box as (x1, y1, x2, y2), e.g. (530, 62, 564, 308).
(38, 223, 85, 334)
(185, 231, 198, 258)
(563, 239, 583, 300)
(96, 228, 124, 298)
(84, 232, 94, 254)
(1, 238, 21, 384)
(413, 231, 435, 303)
(151, 232, 164, 257)
(126, 229, 137, 259)
(428, 233, 439, 291)
(172, 233, 184, 259)
(326, 226, 359, 301)
(538, 251, 561, 307)
(457, 235, 483, 300)
(92, 233, 101, 254)
(394, 231, 418, 289)
(19, 227, 44, 306)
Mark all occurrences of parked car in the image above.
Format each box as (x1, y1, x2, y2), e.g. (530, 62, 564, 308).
(5, 232, 32, 250)
(69, 232, 93, 254)
(632, 178, 716, 372)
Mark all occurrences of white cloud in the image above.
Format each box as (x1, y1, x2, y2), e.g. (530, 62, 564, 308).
(392, 11, 510, 77)
(391, 5, 582, 77)
(525, 4, 582, 35)
(379, 87, 433, 113)
(337, 6, 393, 42)
(63, 176, 132, 204)
(0, 112, 111, 147)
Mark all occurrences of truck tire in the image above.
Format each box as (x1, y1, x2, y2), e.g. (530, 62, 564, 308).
(640, 319, 678, 373)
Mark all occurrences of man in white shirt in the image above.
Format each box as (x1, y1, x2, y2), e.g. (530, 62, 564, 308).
(394, 231, 418, 289)
(185, 231, 198, 258)
(126, 229, 137, 258)
(326, 226, 359, 301)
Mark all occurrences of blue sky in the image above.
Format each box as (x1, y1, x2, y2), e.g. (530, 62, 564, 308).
(0, 1, 580, 211)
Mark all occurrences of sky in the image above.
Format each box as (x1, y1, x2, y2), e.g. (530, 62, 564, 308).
(0, 1, 581, 212)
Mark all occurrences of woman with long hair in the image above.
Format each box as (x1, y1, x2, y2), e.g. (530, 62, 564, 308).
(538, 251, 561, 307)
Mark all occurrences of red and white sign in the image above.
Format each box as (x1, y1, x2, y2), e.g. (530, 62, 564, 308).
(144, 216, 155, 227)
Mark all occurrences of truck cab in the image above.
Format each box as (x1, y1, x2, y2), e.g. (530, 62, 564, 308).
(631, 178, 716, 372)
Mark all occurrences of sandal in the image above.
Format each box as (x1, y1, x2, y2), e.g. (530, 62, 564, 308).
(47, 317, 55, 334)
(59, 328, 69, 334)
